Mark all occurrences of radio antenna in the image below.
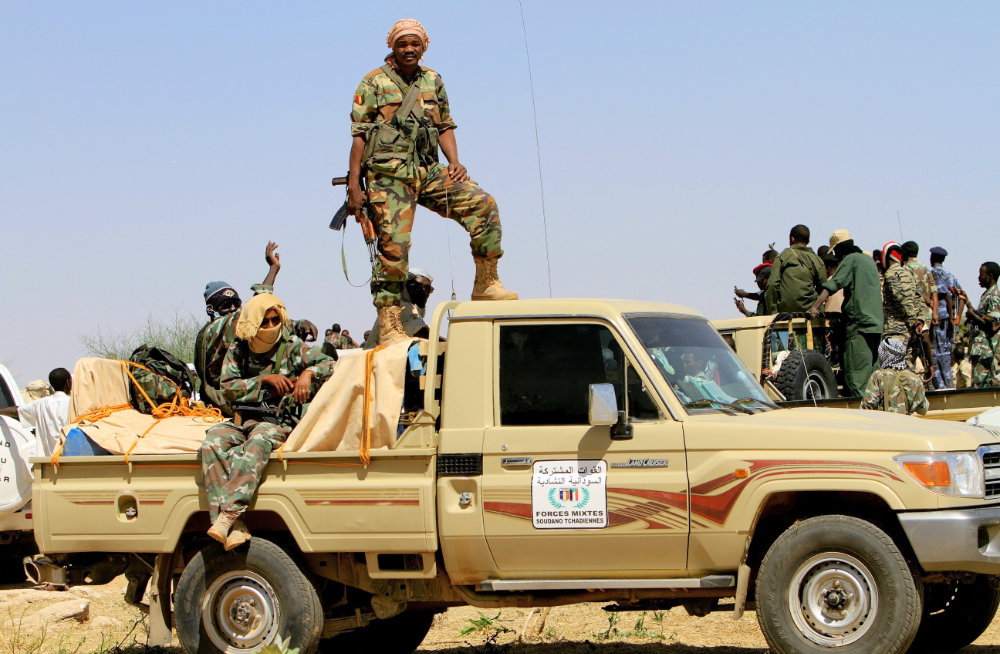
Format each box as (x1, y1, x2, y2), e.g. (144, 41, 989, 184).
(518, 0, 553, 298)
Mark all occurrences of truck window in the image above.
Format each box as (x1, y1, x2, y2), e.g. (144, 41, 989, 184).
(498, 323, 656, 425)
(0, 378, 15, 411)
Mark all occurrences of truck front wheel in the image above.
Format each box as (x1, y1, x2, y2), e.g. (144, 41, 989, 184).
(910, 577, 1000, 652)
(755, 515, 921, 654)
(174, 538, 323, 654)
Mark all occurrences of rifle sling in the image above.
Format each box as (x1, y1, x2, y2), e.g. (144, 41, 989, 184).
(380, 64, 426, 125)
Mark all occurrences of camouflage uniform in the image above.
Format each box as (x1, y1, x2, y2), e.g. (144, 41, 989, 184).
(195, 284, 271, 415)
(970, 284, 1000, 388)
(352, 64, 503, 308)
(860, 368, 929, 415)
(195, 285, 310, 416)
(903, 259, 936, 326)
(200, 331, 335, 521)
(882, 263, 924, 338)
(332, 332, 357, 349)
(931, 263, 960, 388)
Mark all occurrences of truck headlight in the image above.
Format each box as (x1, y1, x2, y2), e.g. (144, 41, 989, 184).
(894, 452, 984, 498)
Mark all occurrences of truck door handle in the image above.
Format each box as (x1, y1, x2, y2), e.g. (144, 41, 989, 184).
(501, 457, 533, 467)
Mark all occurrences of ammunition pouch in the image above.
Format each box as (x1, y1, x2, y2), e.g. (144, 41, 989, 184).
(363, 122, 439, 168)
(362, 64, 440, 171)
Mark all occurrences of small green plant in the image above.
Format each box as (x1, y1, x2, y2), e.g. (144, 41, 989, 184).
(651, 610, 667, 640)
(592, 610, 621, 641)
(459, 611, 512, 645)
(630, 611, 650, 639)
(257, 636, 301, 654)
(542, 626, 558, 640)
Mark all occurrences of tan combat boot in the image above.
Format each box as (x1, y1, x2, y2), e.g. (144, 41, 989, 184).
(471, 256, 518, 301)
(207, 510, 241, 545)
(377, 305, 409, 346)
(225, 520, 251, 551)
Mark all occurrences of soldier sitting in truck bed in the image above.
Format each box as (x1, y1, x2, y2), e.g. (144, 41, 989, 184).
(195, 242, 317, 415)
(200, 293, 335, 550)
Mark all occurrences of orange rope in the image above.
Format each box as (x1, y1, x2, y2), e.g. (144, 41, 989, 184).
(52, 359, 223, 468)
(276, 345, 387, 465)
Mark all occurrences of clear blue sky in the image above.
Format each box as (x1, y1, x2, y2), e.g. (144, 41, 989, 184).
(2, 1, 998, 383)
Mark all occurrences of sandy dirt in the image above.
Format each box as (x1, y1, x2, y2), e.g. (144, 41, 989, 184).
(5, 577, 1000, 653)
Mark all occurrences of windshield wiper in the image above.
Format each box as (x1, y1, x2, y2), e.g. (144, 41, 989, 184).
(683, 399, 755, 415)
(732, 397, 781, 411)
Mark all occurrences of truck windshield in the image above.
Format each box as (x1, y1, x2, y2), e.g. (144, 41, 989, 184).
(626, 314, 774, 413)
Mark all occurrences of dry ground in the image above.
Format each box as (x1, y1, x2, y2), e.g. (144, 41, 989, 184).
(5, 577, 1000, 653)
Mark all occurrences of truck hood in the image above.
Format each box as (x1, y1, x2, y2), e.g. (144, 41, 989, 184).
(690, 407, 1000, 453)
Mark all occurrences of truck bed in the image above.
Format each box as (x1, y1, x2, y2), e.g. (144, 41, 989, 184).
(32, 448, 437, 554)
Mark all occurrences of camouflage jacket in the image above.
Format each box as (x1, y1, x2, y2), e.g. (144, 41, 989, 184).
(765, 245, 826, 314)
(882, 263, 924, 337)
(218, 330, 335, 425)
(860, 368, 929, 415)
(195, 284, 272, 414)
(351, 64, 456, 174)
(970, 284, 1000, 360)
(904, 259, 936, 323)
(332, 333, 357, 349)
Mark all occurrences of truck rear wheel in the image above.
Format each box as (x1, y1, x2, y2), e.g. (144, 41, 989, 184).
(174, 538, 323, 654)
(755, 515, 921, 654)
(775, 350, 838, 401)
(910, 577, 1000, 652)
(319, 609, 435, 654)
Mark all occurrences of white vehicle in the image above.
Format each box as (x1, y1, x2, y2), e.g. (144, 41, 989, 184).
(0, 363, 36, 581)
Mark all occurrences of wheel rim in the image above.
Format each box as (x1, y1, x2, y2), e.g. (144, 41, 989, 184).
(803, 372, 830, 400)
(202, 569, 281, 652)
(788, 552, 878, 647)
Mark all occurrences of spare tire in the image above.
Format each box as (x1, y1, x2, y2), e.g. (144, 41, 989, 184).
(0, 416, 35, 516)
(775, 350, 838, 401)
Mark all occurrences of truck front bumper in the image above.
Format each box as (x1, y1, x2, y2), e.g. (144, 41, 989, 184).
(899, 505, 1000, 575)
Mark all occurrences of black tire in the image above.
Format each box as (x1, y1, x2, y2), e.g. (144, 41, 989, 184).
(319, 609, 435, 654)
(174, 538, 323, 654)
(775, 350, 838, 400)
(909, 576, 1000, 652)
(755, 515, 921, 654)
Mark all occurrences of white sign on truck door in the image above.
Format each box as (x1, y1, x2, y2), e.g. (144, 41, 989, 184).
(531, 459, 607, 529)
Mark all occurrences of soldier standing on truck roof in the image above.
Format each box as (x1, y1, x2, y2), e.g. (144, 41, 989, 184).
(954, 262, 1000, 388)
(860, 337, 929, 415)
(347, 18, 517, 347)
(764, 224, 826, 314)
(808, 230, 884, 397)
(199, 293, 335, 550)
(195, 242, 318, 416)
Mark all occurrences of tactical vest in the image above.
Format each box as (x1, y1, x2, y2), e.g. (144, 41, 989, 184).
(362, 65, 440, 171)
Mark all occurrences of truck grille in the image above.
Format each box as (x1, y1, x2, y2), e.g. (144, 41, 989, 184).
(437, 453, 482, 477)
(979, 444, 1000, 499)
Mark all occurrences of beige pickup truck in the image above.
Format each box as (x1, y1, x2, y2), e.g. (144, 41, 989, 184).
(714, 313, 1000, 419)
(30, 299, 1000, 654)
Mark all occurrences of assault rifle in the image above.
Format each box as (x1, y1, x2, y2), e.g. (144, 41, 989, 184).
(331, 175, 379, 281)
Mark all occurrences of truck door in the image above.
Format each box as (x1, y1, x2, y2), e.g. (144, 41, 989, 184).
(481, 321, 688, 576)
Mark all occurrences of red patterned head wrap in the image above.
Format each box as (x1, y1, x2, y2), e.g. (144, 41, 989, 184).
(386, 18, 429, 51)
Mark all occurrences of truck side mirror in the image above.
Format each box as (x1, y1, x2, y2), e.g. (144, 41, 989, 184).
(589, 384, 618, 426)
(589, 384, 634, 440)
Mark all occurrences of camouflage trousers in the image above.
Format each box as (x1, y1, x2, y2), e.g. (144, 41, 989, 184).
(200, 421, 290, 522)
(971, 355, 1000, 389)
(366, 162, 503, 308)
